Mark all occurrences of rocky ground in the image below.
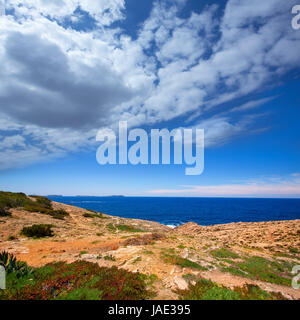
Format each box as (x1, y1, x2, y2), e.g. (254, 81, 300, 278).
(1, 200, 300, 300)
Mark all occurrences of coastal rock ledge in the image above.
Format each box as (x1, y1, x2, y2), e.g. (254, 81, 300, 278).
(175, 222, 204, 234)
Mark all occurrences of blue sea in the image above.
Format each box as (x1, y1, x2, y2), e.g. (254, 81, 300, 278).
(48, 196, 300, 227)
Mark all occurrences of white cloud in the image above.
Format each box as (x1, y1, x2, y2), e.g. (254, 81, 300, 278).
(230, 97, 276, 113)
(147, 177, 300, 198)
(0, 0, 299, 170)
(6, 0, 126, 25)
(0, 135, 25, 149)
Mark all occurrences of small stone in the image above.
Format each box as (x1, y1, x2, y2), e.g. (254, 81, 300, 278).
(174, 276, 188, 290)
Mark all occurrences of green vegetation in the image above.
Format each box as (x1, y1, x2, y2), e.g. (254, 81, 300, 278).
(177, 278, 285, 300)
(103, 254, 116, 261)
(162, 254, 207, 271)
(235, 256, 292, 286)
(143, 250, 154, 255)
(0, 207, 11, 217)
(210, 248, 240, 259)
(0, 191, 28, 209)
(24, 196, 69, 220)
(221, 266, 247, 277)
(274, 252, 300, 261)
(21, 224, 54, 238)
(79, 251, 88, 257)
(0, 191, 69, 220)
(83, 212, 105, 219)
(132, 257, 142, 264)
(107, 223, 145, 233)
(289, 247, 299, 254)
(0, 257, 155, 300)
(220, 255, 294, 286)
(182, 273, 198, 282)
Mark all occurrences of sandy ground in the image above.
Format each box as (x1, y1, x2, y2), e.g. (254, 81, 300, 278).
(1, 201, 300, 300)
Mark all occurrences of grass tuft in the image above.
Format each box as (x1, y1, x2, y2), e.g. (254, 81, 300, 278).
(177, 278, 285, 300)
(162, 254, 207, 271)
(210, 248, 240, 259)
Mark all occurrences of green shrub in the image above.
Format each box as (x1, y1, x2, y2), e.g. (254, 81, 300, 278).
(0, 191, 28, 209)
(107, 223, 145, 233)
(289, 247, 299, 254)
(87, 209, 99, 214)
(163, 254, 207, 271)
(0, 206, 11, 217)
(104, 254, 116, 261)
(58, 288, 102, 300)
(83, 212, 104, 219)
(221, 266, 247, 277)
(210, 248, 240, 259)
(177, 278, 284, 300)
(0, 191, 69, 220)
(235, 256, 292, 286)
(30, 196, 52, 209)
(21, 224, 54, 238)
(24, 203, 69, 219)
(50, 209, 69, 220)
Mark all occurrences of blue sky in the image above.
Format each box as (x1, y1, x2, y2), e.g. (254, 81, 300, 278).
(0, 0, 300, 197)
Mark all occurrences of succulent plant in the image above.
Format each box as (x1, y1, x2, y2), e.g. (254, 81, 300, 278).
(0, 251, 33, 278)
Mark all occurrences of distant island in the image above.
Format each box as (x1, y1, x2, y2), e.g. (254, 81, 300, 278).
(48, 195, 126, 198)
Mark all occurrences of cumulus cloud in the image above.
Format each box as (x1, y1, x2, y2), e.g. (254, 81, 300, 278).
(1, 32, 134, 129)
(0, 0, 299, 170)
(6, 0, 126, 25)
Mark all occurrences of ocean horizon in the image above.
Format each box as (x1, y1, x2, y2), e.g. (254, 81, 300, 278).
(48, 196, 300, 228)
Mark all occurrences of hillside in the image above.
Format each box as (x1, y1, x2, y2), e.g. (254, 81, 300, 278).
(0, 192, 300, 300)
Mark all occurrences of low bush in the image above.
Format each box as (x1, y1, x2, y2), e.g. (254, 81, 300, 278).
(23, 203, 69, 220)
(107, 223, 145, 233)
(0, 207, 11, 217)
(0, 191, 28, 209)
(83, 212, 104, 219)
(49, 209, 69, 220)
(220, 255, 293, 286)
(162, 254, 207, 271)
(210, 248, 240, 259)
(21, 224, 54, 238)
(104, 254, 116, 261)
(30, 196, 52, 209)
(235, 256, 292, 286)
(0, 191, 69, 220)
(177, 278, 285, 300)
